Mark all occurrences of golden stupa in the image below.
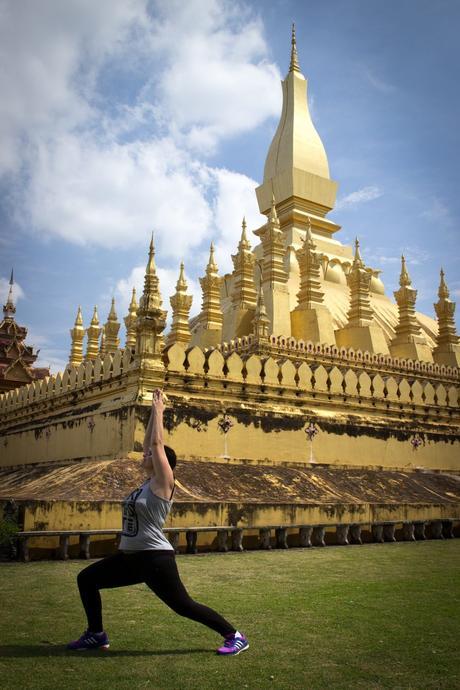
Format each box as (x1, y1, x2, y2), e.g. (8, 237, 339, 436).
(0, 27, 458, 552)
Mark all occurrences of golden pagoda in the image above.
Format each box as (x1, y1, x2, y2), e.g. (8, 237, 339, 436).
(0, 28, 458, 550)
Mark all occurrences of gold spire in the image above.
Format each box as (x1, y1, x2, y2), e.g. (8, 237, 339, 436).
(257, 23, 335, 220)
(195, 243, 223, 343)
(433, 269, 460, 366)
(104, 297, 120, 353)
(267, 194, 280, 228)
(399, 255, 412, 287)
(240, 217, 250, 249)
(69, 306, 85, 366)
(255, 195, 287, 287)
(168, 262, 193, 347)
(85, 306, 101, 361)
(136, 235, 167, 364)
(295, 223, 325, 309)
(438, 268, 449, 299)
(124, 288, 138, 349)
(139, 233, 163, 313)
(344, 238, 374, 327)
(230, 218, 257, 307)
(353, 238, 365, 269)
(207, 241, 218, 273)
(390, 257, 433, 362)
(289, 23, 300, 73)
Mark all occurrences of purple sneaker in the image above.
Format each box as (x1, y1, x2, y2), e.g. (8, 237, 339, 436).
(67, 630, 110, 651)
(217, 632, 249, 656)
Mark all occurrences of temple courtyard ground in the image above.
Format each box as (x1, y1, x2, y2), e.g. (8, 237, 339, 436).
(0, 541, 458, 690)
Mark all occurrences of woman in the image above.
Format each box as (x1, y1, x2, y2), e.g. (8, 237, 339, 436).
(67, 389, 248, 656)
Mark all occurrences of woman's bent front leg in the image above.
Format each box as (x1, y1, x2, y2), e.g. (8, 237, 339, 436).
(77, 551, 144, 632)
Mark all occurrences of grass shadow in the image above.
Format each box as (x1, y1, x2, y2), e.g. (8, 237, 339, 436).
(0, 644, 210, 658)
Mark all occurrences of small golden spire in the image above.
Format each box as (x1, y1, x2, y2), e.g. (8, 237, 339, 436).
(433, 268, 459, 365)
(168, 262, 193, 347)
(85, 306, 102, 361)
(207, 242, 219, 274)
(231, 218, 257, 307)
(268, 193, 280, 226)
(124, 288, 138, 349)
(75, 305, 83, 326)
(146, 232, 156, 276)
(239, 217, 250, 250)
(399, 255, 412, 287)
(69, 305, 85, 366)
(197, 245, 223, 338)
(438, 268, 449, 299)
(104, 297, 120, 353)
(289, 23, 300, 73)
(353, 238, 365, 269)
(90, 306, 99, 326)
(129, 287, 138, 310)
(295, 218, 324, 309)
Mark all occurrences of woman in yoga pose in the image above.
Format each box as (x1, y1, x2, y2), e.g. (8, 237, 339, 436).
(67, 389, 248, 656)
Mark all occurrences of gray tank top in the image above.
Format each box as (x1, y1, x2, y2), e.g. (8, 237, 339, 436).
(119, 481, 173, 552)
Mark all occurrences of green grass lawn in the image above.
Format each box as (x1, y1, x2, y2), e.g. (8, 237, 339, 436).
(0, 541, 459, 690)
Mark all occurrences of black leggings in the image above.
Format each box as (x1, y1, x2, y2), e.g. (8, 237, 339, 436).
(76, 550, 236, 637)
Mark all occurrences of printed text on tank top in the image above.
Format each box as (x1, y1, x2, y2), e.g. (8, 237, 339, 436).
(119, 481, 175, 551)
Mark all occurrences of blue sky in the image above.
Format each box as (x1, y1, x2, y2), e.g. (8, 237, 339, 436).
(0, 0, 459, 372)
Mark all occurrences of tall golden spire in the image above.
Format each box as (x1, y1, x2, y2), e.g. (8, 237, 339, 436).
(3, 269, 16, 319)
(289, 23, 300, 73)
(256, 25, 337, 221)
(256, 196, 287, 286)
(192, 243, 223, 347)
(389, 256, 433, 362)
(344, 239, 374, 327)
(433, 269, 460, 367)
(136, 234, 167, 367)
(124, 288, 138, 349)
(167, 262, 193, 347)
(85, 306, 101, 361)
(138, 233, 163, 313)
(104, 298, 120, 353)
(335, 240, 389, 354)
(295, 221, 325, 309)
(69, 306, 85, 366)
(291, 219, 335, 345)
(253, 195, 290, 336)
(231, 218, 257, 306)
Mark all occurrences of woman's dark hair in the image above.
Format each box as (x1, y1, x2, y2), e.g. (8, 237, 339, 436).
(164, 445, 177, 471)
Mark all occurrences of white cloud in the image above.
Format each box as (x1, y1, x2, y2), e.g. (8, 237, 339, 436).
(335, 185, 383, 210)
(210, 168, 266, 274)
(363, 68, 395, 94)
(23, 328, 68, 375)
(22, 135, 213, 254)
(2, 0, 279, 263)
(420, 198, 453, 226)
(0, 276, 25, 304)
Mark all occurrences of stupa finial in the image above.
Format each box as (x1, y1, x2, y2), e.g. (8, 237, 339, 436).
(289, 23, 300, 73)
(438, 268, 449, 299)
(353, 237, 365, 268)
(399, 255, 412, 287)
